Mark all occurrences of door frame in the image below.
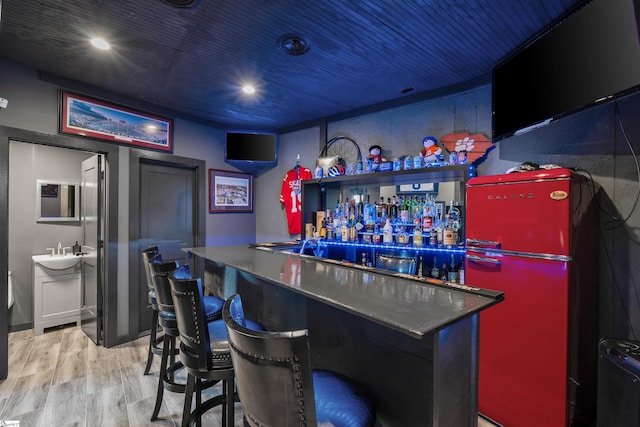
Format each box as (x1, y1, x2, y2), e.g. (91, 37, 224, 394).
(127, 149, 206, 340)
(0, 125, 121, 378)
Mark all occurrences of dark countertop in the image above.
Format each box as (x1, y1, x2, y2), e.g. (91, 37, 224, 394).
(185, 245, 503, 339)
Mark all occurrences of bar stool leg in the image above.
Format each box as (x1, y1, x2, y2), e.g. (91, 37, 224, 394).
(143, 309, 160, 375)
(196, 378, 203, 427)
(223, 378, 234, 427)
(151, 336, 170, 421)
(182, 374, 196, 427)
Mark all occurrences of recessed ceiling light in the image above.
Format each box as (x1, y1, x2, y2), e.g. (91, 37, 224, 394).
(242, 85, 256, 94)
(90, 37, 111, 50)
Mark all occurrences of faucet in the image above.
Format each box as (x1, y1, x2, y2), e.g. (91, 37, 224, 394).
(300, 238, 325, 257)
(299, 238, 315, 255)
(57, 242, 62, 255)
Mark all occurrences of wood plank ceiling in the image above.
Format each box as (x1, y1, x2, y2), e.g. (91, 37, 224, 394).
(0, 0, 580, 131)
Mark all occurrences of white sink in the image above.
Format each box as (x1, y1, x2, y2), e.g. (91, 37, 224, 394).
(32, 254, 82, 270)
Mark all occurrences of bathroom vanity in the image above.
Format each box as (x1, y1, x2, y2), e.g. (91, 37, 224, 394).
(32, 254, 82, 335)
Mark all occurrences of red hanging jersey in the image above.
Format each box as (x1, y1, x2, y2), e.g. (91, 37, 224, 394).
(279, 167, 312, 235)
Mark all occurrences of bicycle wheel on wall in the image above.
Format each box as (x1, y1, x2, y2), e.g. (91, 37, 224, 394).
(320, 137, 362, 172)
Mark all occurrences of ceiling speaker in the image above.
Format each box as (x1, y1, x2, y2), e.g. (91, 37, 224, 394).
(162, 0, 200, 8)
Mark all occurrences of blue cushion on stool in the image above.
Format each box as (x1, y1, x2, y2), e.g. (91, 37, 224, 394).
(148, 290, 158, 306)
(203, 295, 224, 321)
(208, 318, 265, 342)
(158, 310, 176, 319)
(313, 369, 376, 427)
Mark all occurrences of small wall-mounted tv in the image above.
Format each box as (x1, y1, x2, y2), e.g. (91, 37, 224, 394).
(224, 131, 278, 174)
(492, 0, 640, 142)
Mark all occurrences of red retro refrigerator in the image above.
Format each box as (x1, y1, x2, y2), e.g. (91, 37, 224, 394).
(465, 168, 598, 427)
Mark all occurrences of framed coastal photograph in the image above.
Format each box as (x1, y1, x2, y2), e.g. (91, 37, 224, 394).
(209, 169, 254, 213)
(59, 91, 173, 152)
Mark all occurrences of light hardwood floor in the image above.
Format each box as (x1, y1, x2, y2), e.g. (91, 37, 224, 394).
(0, 325, 497, 426)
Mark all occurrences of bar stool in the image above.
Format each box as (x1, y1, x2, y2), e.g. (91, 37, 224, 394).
(142, 246, 162, 375)
(147, 258, 226, 422)
(223, 294, 376, 427)
(168, 266, 264, 427)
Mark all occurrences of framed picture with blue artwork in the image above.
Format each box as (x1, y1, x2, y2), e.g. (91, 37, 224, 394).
(59, 91, 173, 152)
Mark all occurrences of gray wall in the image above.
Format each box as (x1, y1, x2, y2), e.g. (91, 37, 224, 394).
(8, 142, 92, 328)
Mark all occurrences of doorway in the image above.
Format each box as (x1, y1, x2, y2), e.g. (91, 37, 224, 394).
(136, 161, 199, 335)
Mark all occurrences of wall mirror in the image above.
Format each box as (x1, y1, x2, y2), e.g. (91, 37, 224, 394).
(36, 180, 80, 222)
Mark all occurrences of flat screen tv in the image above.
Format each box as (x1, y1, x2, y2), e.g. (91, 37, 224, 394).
(492, 0, 640, 142)
(224, 131, 278, 174)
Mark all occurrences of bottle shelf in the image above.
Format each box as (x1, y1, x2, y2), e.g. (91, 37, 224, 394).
(306, 239, 465, 255)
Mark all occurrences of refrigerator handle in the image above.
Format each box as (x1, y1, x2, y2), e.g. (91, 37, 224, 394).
(467, 254, 501, 265)
(466, 238, 501, 248)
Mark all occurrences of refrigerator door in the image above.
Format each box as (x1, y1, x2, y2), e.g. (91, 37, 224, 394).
(468, 248, 571, 427)
(466, 169, 573, 256)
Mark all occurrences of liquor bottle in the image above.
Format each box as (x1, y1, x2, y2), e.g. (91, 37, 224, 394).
(413, 196, 422, 227)
(335, 198, 344, 221)
(349, 214, 358, 242)
(363, 217, 374, 243)
(430, 256, 440, 279)
(341, 217, 349, 242)
(368, 196, 376, 223)
(440, 262, 447, 281)
(389, 196, 398, 221)
(413, 224, 423, 247)
(400, 195, 410, 223)
(378, 197, 387, 219)
(429, 220, 438, 246)
(344, 197, 351, 220)
(356, 195, 364, 220)
(319, 217, 327, 238)
(363, 195, 371, 222)
(325, 216, 334, 240)
(443, 221, 456, 247)
(458, 256, 465, 284)
(447, 254, 458, 283)
(422, 197, 433, 235)
(382, 218, 394, 244)
(396, 225, 409, 246)
(378, 203, 388, 230)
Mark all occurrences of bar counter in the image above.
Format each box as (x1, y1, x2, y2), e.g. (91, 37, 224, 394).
(185, 245, 503, 427)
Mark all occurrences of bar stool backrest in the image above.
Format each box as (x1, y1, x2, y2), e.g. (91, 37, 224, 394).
(148, 258, 179, 313)
(168, 271, 212, 372)
(223, 294, 318, 426)
(141, 246, 159, 291)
